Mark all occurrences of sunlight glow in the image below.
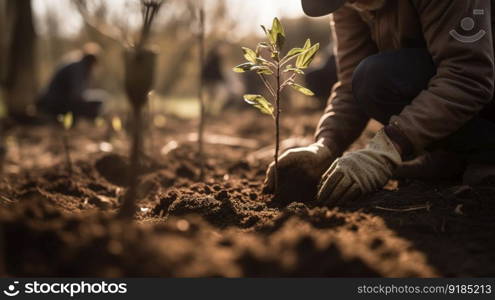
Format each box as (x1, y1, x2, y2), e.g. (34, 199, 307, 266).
(32, 0, 306, 37)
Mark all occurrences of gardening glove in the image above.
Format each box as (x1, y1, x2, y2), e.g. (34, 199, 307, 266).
(317, 129, 402, 205)
(264, 142, 336, 203)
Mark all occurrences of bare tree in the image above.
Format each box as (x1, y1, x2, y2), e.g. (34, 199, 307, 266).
(43, 8, 65, 64)
(0, 8, 4, 264)
(0, 0, 7, 87)
(120, 0, 162, 220)
(72, 0, 128, 47)
(1, 0, 37, 120)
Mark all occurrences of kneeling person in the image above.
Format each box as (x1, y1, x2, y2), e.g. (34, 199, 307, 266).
(265, 0, 495, 204)
(37, 43, 106, 121)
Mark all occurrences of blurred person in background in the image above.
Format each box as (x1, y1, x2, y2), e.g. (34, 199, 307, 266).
(202, 43, 244, 114)
(37, 43, 107, 121)
(305, 45, 338, 109)
(265, 0, 495, 204)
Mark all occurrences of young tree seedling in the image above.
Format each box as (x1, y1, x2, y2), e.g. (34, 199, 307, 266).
(58, 111, 74, 176)
(197, 1, 206, 180)
(233, 18, 319, 192)
(120, 0, 162, 219)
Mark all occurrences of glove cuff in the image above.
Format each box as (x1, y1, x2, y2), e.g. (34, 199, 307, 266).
(368, 129, 403, 168)
(384, 124, 414, 160)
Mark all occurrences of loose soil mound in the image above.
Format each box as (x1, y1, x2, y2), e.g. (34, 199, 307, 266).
(1, 111, 494, 277)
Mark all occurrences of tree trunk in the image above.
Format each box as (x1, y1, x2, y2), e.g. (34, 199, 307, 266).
(0, 0, 7, 86)
(2, 0, 37, 119)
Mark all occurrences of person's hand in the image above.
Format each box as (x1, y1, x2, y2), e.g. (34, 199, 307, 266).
(264, 142, 335, 203)
(317, 129, 402, 205)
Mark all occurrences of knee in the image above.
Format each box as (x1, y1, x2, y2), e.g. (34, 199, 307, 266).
(352, 54, 391, 110)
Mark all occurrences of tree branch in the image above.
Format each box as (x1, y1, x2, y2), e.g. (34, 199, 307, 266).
(258, 73, 276, 98)
(72, 0, 126, 47)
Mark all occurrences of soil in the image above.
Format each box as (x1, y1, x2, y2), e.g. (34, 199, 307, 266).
(0, 109, 494, 277)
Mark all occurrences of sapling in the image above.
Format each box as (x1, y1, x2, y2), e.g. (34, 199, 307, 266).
(233, 18, 319, 192)
(197, 2, 206, 180)
(120, 0, 162, 219)
(57, 111, 74, 176)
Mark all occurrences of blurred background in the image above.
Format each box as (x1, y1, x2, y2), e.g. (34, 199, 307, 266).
(0, 0, 334, 120)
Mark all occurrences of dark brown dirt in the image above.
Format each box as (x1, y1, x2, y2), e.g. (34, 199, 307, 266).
(0, 110, 494, 277)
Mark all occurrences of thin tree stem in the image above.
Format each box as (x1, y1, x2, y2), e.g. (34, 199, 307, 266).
(280, 73, 296, 90)
(147, 95, 155, 156)
(120, 107, 142, 219)
(258, 73, 276, 97)
(62, 132, 72, 176)
(274, 62, 281, 193)
(197, 5, 206, 181)
(280, 55, 299, 67)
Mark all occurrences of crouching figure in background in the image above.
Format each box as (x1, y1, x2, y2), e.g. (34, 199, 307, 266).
(37, 43, 107, 121)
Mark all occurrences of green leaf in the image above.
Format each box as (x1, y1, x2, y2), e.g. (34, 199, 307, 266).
(284, 66, 304, 75)
(296, 42, 320, 69)
(256, 43, 271, 56)
(243, 94, 274, 117)
(271, 17, 286, 50)
(262, 18, 286, 51)
(281, 47, 304, 63)
(261, 25, 274, 45)
(233, 62, 254, 73)
(242, 47, 257, 63)
(58, 112, 73, 130)
(255, 56, 271, 66)
(261, 25, 268, 36)
(250, 65, 273, 75)
(271, 18, 285, 37)
(289, 83, 314, 96)
(285, 47, 304, 57)
(303, 38, 311, 50)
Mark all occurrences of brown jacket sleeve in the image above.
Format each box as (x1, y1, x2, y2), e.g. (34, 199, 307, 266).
(392, 0, 495, 153)
(315, 5, 378, 156)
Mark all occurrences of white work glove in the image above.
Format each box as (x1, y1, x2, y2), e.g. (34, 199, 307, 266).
(264, 142, 335, 202)
(317, 129, 402, 205)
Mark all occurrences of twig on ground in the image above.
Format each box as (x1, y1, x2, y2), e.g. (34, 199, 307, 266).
(374, 203, 431, 213)
(0, 194, 14, 208)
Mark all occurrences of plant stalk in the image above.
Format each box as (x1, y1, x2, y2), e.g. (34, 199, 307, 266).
(258, 73, 276, 98)
(147, 96, 155, 156)
(120, 107, 142, 219)
(62, 131, 72, 176)
(197, 5, 206, 181)
(274, 61, 281, 193)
